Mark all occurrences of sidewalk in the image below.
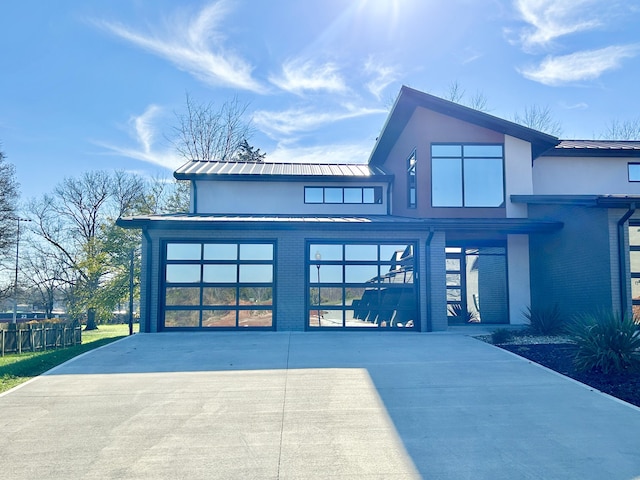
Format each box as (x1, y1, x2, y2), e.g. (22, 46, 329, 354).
(1, 332, 639, 479)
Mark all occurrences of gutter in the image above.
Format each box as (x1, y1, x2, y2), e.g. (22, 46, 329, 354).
(617, 203, 636, 316)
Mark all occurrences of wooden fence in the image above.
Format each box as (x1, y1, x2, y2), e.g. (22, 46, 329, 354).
(0, 322, 82, 356)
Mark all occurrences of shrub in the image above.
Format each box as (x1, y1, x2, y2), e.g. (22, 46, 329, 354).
(448, 303, 477, 322)
(491, 328, 512, 344)
(522, 305, 565, 335)
(568, 312, 640, 374)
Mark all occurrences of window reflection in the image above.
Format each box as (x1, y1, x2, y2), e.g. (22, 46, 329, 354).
(166, 265, 201, 283)
(203, 243, 237, 260)
(240, 244, 273, 260)
(167, 243, 201, 260)
(308, 242, 417, 330)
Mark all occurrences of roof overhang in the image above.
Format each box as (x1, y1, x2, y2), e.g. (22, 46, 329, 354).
(512, 194, 640, 209)
(117, 214, 562, 234)
(368, 86, 560, 166)
(174, 161, 392, 183)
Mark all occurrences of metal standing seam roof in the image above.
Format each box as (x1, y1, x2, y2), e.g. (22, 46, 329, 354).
(541, 140, 640, 157)
(555, 140, 640, 150)
(174, 161, 391, 180)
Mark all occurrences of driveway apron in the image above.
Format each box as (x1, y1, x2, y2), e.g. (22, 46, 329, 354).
(1, 332, 639, 479)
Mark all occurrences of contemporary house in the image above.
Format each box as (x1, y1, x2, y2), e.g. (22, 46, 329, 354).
(117, 86, 640, 333)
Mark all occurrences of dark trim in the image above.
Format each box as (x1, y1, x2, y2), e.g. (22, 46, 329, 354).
(511, 194, 599, 206)
(142, 228, 153, 333)
(628, 163, 640, 182)
(511, 194, 640, 209)
(159, 240, 277, 331)
(305, 240, 420, 331)
(118, 216, 563, 234)
(407, 149, 417, 209)
(541, 148, 640, 158)
(618, 205, 636, 316)
(430, 143, 505, 208)
(192, 181, 198, 214)
(303, 186, 383, 205)
(369, 85, 559, 166)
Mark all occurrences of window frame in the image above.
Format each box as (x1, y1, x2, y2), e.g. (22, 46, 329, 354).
(304, 186, 383, 205)
(161, 241, 276, 330)
(306, 241, 419, 330)
(431, 143, 505, 208)
(628, 163, 640, 182)
(407, 150, 417, 209)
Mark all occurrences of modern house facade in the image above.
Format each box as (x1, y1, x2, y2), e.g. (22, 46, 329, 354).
(117, 86, 640, 333)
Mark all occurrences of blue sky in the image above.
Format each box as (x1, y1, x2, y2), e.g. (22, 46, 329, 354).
(1, 0, 639, 200)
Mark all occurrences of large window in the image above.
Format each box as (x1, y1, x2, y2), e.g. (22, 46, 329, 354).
(407, 150, 416, 208)
(431, 144, 504, 207)
(307, 242, 417, 329)
(163, 242, 274, 329)
(304, 186, 383, 204)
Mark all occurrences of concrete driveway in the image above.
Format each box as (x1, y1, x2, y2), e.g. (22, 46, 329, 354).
(1, 332, 640, 479)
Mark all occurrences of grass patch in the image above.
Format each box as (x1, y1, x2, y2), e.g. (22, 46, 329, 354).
(0, 324, 137, 394)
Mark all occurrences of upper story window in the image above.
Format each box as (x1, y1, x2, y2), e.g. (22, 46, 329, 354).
(407, 150, 416, 208)
(629, 163, 640, 182)
(431, 144, 504, 207)
(304, 186, 383, 204)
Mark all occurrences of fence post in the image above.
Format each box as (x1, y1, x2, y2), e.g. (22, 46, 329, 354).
(18, 328, 22, 355)
(1, 329, 4, 357)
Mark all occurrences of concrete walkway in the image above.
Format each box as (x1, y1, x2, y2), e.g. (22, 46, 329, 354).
(1, 332, 639, 479)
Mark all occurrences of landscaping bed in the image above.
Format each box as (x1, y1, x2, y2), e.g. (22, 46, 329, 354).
(497, 341, 640, 408)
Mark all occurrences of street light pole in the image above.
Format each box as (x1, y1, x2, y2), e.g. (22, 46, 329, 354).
(12, 217, 31, 324)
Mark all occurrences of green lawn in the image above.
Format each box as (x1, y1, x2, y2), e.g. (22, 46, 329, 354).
(0, 323, 138, 394)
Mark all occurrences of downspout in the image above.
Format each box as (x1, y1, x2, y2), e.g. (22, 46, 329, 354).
(142, 228, 153, 333)
(618, 203, 636, 316)
(424, 228, 434, 332)
(192, 180, 198, 214)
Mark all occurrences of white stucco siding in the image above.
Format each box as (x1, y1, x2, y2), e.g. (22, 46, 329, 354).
(533, 156, 640, 195)
(504, 135, 532, 218)
(507, 234, 531, 325)
(195, 180, 388, 215)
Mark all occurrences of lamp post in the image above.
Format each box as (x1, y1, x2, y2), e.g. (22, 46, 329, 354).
(314, 251, 321, 327)
(12, 217, 31, 324)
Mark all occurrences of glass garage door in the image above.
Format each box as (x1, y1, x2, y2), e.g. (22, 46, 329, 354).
(162, 242, 274, 330)
(308, 242, 418, 330)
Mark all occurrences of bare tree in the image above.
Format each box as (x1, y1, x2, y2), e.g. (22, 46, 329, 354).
(600, 118, 640, 140)
(28, 171, 145, 329)
(443, 81, 490, 113)
(513, 105, 563, 137)
(172, 93, 254, 162)
(0, 148, 19, 253)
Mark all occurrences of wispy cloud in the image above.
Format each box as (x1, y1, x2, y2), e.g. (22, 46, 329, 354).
(93, 1, 264, 93)
(363, 57, 399, 100)
(269, 59, 347, 95)
(94, 105, 183, 170)
(253, 104, 386, 138)
(267, 142, 373, 164)
(512, 0, 603, 51)
(519, 45, 640, 85)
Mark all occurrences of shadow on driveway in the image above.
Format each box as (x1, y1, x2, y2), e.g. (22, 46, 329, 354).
(1, 332, 640, 479)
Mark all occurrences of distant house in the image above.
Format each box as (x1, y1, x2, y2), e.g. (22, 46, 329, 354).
(117, 86, 640, 332)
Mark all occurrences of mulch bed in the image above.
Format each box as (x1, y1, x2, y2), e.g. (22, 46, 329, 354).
(499, 343, 640, 408)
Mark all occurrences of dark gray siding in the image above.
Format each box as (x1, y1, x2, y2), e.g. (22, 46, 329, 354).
(529, 204, 615, 317)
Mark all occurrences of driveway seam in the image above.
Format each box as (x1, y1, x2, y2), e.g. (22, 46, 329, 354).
(276, 332, 291, 479)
